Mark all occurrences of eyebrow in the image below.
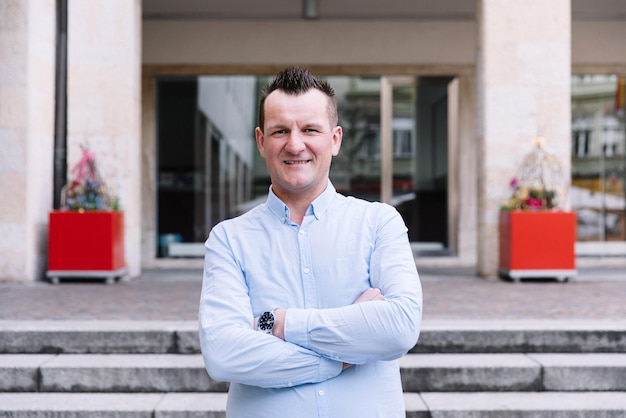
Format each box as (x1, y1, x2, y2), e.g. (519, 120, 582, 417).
(302, 122, 325, 130)
(265, 121, 327, 132)
(265, 123, 288, 132)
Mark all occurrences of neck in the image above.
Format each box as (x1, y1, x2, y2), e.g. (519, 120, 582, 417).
(279, 193, 313, 226)
(273, 184, 326, 226)
(287, 202, 309, 225)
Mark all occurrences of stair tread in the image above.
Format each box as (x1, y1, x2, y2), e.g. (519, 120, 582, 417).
(4, 352, 626, 369)
(2, 319, 625, 354)
(3, 352, 625, 394)
(0, 319, 196, 331)
(3, 318, 624, 331)
(2, 392, 626, 413)
(403, 352, 626, 367)
(420, 391, 626, 411)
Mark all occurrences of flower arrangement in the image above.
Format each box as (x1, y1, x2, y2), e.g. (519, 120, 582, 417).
(501, 138, 565, 211)
(502, 177, 558, 211)
(61, 146, 120, 211)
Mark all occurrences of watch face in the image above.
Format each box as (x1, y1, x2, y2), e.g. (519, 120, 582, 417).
(259, 311, 275, 332)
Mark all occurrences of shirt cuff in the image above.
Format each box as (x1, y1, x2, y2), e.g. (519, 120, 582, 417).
(285, 308, 343, 380)
(283, 308, 310, 347)
(317, 354, 343, 381)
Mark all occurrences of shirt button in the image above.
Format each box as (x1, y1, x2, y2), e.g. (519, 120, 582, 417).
(303, 267, 310, 274)
(288, 382, 293, 387)
(318, 390, 325, 396)
(299, 230, 305, 235)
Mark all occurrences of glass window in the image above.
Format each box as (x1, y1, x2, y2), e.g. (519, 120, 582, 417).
(156, 76, 262, 257)
(155, 75, 388, 256)
(154, 74, 452, 257)
(571, 75, 626, 242)
(328, 76, 382, 201)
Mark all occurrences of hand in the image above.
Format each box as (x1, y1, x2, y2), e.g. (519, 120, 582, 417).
(352, 287, 384, 304)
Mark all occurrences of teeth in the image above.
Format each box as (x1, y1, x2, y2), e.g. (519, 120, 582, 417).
(286, 160, 309, 164)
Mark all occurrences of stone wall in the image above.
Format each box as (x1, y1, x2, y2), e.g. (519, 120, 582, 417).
(0, 0, 55, 281)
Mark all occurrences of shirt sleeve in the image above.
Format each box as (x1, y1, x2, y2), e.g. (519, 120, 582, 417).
(283, 204, 423, 365)
(199, 222, 343, 389)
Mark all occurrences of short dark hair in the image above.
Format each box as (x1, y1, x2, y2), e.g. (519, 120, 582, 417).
(258, 66, 338, 130)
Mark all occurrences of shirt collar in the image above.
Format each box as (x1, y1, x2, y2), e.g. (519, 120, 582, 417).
(266, 180, 336, 223)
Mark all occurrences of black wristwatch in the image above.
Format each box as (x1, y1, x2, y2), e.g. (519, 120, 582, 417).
(258, 309, 276, 334)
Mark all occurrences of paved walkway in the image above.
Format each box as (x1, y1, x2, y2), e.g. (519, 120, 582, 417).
(0, 265, 624, 321)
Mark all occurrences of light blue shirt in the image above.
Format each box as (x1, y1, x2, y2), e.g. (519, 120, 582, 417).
(199, 181, 422, 418)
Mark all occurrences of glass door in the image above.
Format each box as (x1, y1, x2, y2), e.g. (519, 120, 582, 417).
(412, 77, 453, 254)
(331, 75, 453, 254)
(155, 74, 454, 258)
(329, 76, 382, 201)
(385, 77, 453, 255)
(571, 75, 626, 250)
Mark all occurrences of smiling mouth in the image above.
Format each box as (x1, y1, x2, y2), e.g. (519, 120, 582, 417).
(284, 160, 311, 165)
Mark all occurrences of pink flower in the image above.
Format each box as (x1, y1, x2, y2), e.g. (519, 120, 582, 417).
(525, 197, 542, 208)
(510, 177, 518, 188)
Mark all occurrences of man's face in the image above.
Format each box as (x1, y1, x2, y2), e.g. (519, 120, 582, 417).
(255, 89, 342, 202)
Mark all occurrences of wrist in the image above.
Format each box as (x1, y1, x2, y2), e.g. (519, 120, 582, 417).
(272, 308, 286, 340)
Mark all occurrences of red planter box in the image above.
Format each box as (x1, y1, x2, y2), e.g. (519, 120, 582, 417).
(498, 211, 577, 281)
(47, 211, 126, 283)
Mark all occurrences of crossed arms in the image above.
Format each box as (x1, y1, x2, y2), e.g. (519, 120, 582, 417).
(199, 206, 422, 388)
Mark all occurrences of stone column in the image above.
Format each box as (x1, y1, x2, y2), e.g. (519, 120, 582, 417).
(67, 0, 142, 276)
(0, 0, 55, 281)
(476, 0, 571, 277)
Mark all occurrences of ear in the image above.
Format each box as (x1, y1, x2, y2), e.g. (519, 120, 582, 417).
(331, 125, 343, 156)
(255, 127, 266, 157)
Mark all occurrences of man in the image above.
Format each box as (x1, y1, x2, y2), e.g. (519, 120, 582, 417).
(199, 67, 422, 417)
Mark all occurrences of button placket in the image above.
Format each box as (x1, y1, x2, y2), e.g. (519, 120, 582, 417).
(297, 224, 316, 308)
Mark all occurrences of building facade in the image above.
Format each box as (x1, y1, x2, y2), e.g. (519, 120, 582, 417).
(1, 0, 625, 281)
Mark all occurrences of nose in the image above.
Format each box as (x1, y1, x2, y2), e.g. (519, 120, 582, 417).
(284, 132, 306, 154)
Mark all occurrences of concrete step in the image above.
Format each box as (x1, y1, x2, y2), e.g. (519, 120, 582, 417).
(0, 320, 198, 354)
(1, 320, 625, 354)
(412, 319, 626, 353)
(416, 392, 626, 418)
(2, 353, 625, 393)
(2, 392, 626, 418)
(400, 353, 626, 392)
(0, 354, 225, 393)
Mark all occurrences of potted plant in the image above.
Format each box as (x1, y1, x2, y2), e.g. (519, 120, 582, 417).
(498, 139, 577, 282)
(47, 146, 126, 284)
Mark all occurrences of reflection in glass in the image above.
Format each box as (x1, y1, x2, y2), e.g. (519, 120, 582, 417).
(394, 78, 451, 253)
(155, 74, 453, 257)
(329, 76, 382, 201)
(571, 75, 626, 242)
(156, 76, 262, 257)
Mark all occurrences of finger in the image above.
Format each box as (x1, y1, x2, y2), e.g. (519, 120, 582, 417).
(353, 288, 384, 303)
(370, 288, 384, 301)
(358, 289, 376, 302)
